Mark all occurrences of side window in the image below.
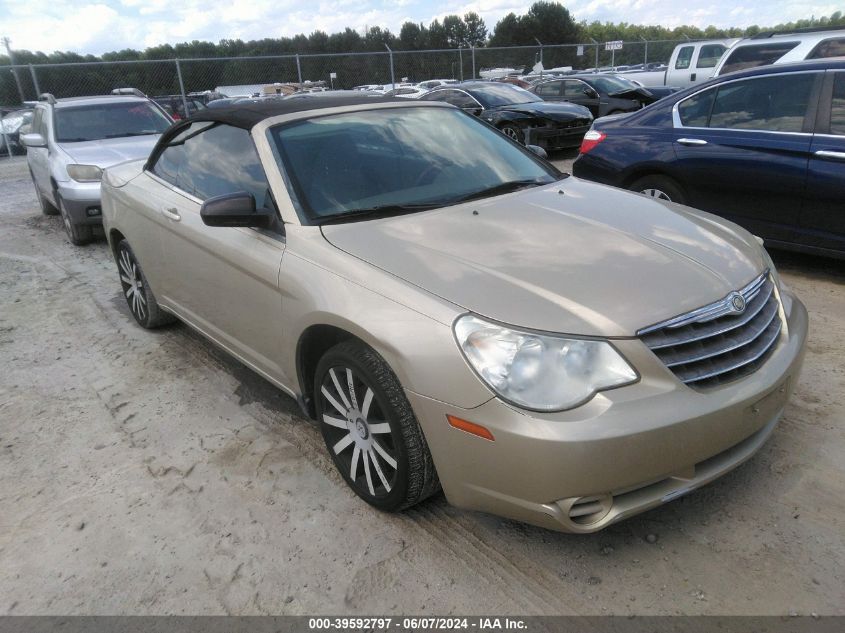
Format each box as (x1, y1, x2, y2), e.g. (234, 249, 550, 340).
(536, 81, 562, 97)
(708, 73, 815, 133)
(151, 122, 211, 186)
(719, 42, 800, 75)
(675, 46, 694, 70)
(678, 88, 716, 127)
(808, 38, 845, 59)
(563, 81, 589, 97)
(153, 123, 274, 209)
(830, 73, 845, 136)
(446, 91, 479, 109)
(696, 44, 727, 69)
(422, 90, 449, 102)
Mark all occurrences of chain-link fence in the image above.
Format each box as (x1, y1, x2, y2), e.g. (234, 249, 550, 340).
(0, 37, 698, 107)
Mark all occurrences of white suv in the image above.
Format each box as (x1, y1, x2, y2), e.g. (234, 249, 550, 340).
(714, 27, 845, 76)
(22, 89, 172, 245)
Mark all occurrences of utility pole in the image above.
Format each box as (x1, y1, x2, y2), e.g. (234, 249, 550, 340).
(2, 37, 27, 103)
(590, 38, 599, 70)
(384, 44, 395, 90)
(640, 36, 648, 65)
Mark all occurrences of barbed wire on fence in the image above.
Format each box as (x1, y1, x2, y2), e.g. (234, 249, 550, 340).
(0, 37, 699, 105)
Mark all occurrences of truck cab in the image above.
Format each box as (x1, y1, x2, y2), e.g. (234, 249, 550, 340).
(665, 39, 739, 86)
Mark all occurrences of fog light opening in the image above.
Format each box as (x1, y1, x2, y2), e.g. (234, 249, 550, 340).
(567, 494, 613, 526)
(85, 206, 101, 217)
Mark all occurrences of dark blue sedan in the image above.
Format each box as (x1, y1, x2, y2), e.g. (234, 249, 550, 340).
(572, 59, 845, 258)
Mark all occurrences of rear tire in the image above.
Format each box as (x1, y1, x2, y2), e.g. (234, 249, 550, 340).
(315, 339, 439, 512)
(116, 240, 175, 329)
(629, 174, 686, 205)
(58, 195, 94, 245)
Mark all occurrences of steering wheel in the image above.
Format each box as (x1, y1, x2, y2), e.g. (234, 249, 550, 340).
(413, 164, 445, 187)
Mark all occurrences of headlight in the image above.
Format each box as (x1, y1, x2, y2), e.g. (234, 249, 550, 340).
(454, 314, 638, 411)
(66, 164, 103, 182)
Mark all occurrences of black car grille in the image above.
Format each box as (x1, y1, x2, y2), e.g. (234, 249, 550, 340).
(638, 271, 782, 388)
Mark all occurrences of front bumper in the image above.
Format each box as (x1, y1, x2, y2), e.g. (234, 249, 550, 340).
(408, 290, 808, 532)
(57, 181, 103, 226)
(529, 123, 591, 150)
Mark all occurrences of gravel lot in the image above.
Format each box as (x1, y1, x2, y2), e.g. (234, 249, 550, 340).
(1, 153, 843, 616)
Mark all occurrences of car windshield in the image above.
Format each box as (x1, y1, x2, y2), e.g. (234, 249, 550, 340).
(270, 106, 558, 223)
(467, 83, 542, 107)
(586, 76, 640, 94)
(54, 101, 171, 142)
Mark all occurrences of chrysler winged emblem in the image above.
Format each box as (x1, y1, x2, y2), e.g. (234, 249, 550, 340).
(728, 292, 746, 314)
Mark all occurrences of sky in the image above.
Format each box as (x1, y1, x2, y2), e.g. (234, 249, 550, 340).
(2, 0, 841, 55)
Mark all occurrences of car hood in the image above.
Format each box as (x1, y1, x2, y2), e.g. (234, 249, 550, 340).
(321, 178, 766, 337)
(60, 135, 160, 168)
(492, 101, 592, 121)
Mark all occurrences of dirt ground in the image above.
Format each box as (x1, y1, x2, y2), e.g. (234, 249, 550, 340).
(1, 153, 843, 616)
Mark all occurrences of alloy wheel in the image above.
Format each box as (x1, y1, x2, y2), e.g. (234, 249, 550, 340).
(502, 127, 519, 140)
(319, 366, 399, 498)
(641, 188, 672, 201)
(118, 247, 148, 322)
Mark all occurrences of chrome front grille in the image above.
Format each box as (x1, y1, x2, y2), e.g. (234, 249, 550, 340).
(638, 271, 782, 388)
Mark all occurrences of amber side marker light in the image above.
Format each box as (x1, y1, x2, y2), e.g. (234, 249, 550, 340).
(447, 415, 495, 441)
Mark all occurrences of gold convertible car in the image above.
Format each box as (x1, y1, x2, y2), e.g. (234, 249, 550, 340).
(101, 96, 807, 532)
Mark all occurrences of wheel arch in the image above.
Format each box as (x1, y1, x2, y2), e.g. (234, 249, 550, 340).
(620, 166, 684, 191)
(296, 323, 373, 420)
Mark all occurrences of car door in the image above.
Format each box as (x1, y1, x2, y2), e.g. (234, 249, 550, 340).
(438, 89, 483, 116)
(671, 71, 820, 243)
(27, 107, 52, 198)
(666, 45, 696, 87)
(562, 80, 601, 117)
(148, 122, 289, 383)
(803, 69, 845, 254)
(689, 43, 728, 84)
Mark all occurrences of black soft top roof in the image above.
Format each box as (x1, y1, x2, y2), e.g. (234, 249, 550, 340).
(184, 94, 405, 130)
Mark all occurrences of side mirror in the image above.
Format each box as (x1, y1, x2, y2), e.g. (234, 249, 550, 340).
(21, 133, 46, 148)
(526, 145, 548, 159)
(200, 192, 271, 229)
(584, 87, 599, 98)
(463, 106, 482, 117)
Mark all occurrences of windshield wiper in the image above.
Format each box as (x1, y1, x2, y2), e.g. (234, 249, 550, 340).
(317, 203, 440, 225)
(450, 178, 552, 204)
(104, 131, 159, 138)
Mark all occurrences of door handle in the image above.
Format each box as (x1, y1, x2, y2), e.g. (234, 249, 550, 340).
(160, 207, 181, 221)
(677, 138, 708, 146)
(814, 149, 845, 161)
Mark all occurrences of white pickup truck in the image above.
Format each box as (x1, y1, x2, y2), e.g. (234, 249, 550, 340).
(618, 39, 739, 89)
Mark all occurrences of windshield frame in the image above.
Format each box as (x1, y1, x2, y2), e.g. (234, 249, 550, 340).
(53, 100, 172, 143)
(264, 103, 560, 226)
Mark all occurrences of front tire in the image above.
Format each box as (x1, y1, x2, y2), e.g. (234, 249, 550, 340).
(116, 240, 175, 329)
(629, 174, 687, 205)
(499, 123, 525, 145)
(58, 195, 93, 245)
(29, 172, 59, 216)
(315, 340, 439, 512)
